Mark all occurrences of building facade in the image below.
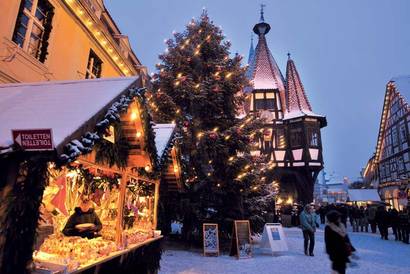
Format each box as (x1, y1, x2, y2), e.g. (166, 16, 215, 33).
(245, 10, 327, 204)
(0, 0, 146, 83)
(364, 76, 410, 210)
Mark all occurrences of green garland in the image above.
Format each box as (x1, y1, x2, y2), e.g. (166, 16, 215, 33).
(95, 122, 130, 168)
(135, 95, 159, 172)
(0, 154, 49, 274)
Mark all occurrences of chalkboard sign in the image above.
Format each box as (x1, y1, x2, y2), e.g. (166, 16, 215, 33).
(203, 223, 219, 256)
(230, 220, 252, 259)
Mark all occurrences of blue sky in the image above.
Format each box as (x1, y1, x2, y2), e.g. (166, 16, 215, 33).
(105, 0, 410, 180)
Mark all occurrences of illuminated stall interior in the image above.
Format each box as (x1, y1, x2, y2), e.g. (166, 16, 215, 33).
(0, 77, 179, 273)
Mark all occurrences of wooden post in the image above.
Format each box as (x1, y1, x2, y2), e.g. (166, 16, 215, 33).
(115, 169, 128, 246)
(153, 180, 160, 230)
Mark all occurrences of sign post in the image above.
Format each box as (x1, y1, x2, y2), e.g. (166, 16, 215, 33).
(203, 223, 219, 256)
(230, 220, 252, 259)
(260, 223, 288, 255)
(12, 129, 54, 151)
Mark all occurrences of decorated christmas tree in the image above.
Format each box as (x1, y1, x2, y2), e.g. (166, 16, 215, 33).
(149, 11, 276, 240)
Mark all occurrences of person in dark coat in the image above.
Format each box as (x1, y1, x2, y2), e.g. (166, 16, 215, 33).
(389, 208, 400, 240)
(62, 195, 102, 239)
(375, 206, 389, 240)
(398, 208, 409, 244)
(367, 205, 377, 233)
(325, 210, 356, 274)
(337, 205, 348, 227)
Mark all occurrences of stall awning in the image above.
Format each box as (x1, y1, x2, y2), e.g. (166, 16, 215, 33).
(347, 189, 381, 202)
(153, 123, 176, 159)
(0, 77, 138, 150)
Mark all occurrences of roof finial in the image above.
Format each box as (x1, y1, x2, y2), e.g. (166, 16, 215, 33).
(260, 3, 266, 22)
(287, 52, 291, 60)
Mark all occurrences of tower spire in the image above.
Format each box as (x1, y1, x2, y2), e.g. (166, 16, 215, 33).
(260, 3, 266, 22)
(253, 4, 270, 36)
(285, 56, 313, 113)
(248, 34, 255, 64)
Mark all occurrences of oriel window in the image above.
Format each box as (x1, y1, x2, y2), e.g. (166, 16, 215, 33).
(308, 128, 320, 147)
(85, 50, 103, 79)
(290, 128, 302, 147)
(12, 0, 54, 63)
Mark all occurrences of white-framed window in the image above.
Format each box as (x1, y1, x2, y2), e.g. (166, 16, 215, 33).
(12, 0, 54, 63)
(85, 50, 103, 79)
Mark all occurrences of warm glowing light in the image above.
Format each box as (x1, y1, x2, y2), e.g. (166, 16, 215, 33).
(130, 110, 138, 121)
(173, 166, 179, 173)
(197, 132, 204, 139)
(177, 73, 183, 78)
(277, 198, 283, 204)
(224, 135, 231, 140)
(144, 165, 151, 172)
(213, 127, 219, 132)
(136, 131, 142, 138)
(226, 72, 232, 78)
(228, 156, 234, 161)
(286, 197, 293, 205)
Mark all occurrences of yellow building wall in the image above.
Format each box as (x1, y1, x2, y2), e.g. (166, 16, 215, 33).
(0, 0, 135, 83)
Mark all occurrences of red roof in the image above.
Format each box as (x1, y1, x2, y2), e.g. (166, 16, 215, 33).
(285, 57, 312, 113)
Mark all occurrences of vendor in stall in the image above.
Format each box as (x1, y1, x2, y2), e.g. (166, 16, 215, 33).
(62, 195, 102, 239)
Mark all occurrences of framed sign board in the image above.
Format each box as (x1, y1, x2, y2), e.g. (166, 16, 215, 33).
(260, 223, 288, 254)
(230, 220, 252, 259)
(203, 223, 219, 256)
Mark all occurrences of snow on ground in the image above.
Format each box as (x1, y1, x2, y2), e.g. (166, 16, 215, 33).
(159, 227, 410, 274)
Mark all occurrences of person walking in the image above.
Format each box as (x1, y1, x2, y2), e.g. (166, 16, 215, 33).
(389, 208, 399, 240)
(398, 207, 409, 244)
(368, 205, 377, 233)
(325, 210, 357, 274)
(351, 206, 360, 232)
(299, 204, 319, 256)
(319, 205, 327, 224)
(359, 206, 369, 232)
(375, 206, 389, 240)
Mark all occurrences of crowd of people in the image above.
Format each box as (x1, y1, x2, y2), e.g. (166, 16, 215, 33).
(294, 203, 409, 274)
(316, 203, 410, 244)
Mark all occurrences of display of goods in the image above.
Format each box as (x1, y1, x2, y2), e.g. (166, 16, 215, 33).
(37, 234, 117, 266)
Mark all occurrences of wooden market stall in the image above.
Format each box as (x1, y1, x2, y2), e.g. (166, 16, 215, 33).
(0, 77, 179, 274)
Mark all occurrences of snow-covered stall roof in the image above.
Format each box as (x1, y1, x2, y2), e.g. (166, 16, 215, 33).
(347, 189, 381, 202)
(153, 123, 176, 159)
(0, 77, 138, 149)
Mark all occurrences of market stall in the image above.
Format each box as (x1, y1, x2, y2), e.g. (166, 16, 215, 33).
(0, 77, 178, 274)
(347, 189, 381, 207)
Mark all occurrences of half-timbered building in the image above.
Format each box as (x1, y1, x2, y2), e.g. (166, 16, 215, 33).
(244, 10, 327, 204)
(364, 76, 410, 209)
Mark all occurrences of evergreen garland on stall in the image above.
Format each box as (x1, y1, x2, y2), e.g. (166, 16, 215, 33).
(0, 154, 49, 274)
(95, 121, 131, 168)
(58, 87, 147, 166)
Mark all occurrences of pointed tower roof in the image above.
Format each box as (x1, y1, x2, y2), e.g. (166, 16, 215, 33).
(284, 54, 325, 124)
(247, 35, 255, 65)
(246, 6, 286, 110)
(285, 54, 312, 113)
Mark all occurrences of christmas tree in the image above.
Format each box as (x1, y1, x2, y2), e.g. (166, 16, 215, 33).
(150, 11, 276, 240)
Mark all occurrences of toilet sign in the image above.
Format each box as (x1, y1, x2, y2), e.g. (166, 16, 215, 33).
(12, 129, 54, 151)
